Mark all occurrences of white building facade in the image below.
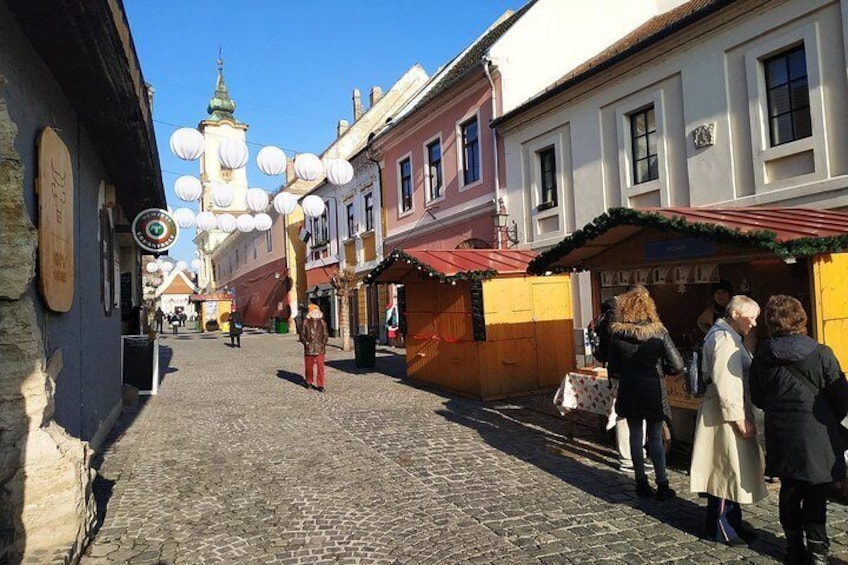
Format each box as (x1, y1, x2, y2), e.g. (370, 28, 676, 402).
(496, 0, 848, 325)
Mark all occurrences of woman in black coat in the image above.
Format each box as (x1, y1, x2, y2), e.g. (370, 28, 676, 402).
(750, 295, 848, 565)
(608, 286, 684, 500)
(228, 308, 244, 348)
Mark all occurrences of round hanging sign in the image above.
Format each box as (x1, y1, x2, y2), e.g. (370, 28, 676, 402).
(132, 208, 179, 253)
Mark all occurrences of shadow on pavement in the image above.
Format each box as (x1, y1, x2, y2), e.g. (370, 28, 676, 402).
(436, 397, 785, 562)
(159, 345, 176, 386)
(275, 369, 307, 389)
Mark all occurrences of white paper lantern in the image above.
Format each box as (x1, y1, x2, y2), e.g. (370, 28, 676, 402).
(173, 207, 196, 228)
(191, 258, 203, 270)
(273, 192, 298, 215)
(174, 175, 202, 202)
(160, 261, 174, 274)
(257, 146, 287, 176)
(176, 261, 188, 271)
(217, 213, 237, 233)
(294, 153, 323, 181)
(211, 182, 235, 208)
(245, 188, 270, 213)
(196, 211, 218, 232)
(326, 158, 354, 185)
(145, 262, 159, 273)
(253, 213, 272, 231)
(169, 128, 205, 161)
(301, 195, 326, 218)
(217, 138, 249, 170)
(236, 214, 256, 233)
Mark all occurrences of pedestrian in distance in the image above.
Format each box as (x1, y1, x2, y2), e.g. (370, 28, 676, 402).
(228, 308, 244, 348)
(179, 310, 187, 327)
(169, 313, 179, 335)
(299, 304, 328, 392)
(750, 295, 848, 565)
(690, 295, 766, 547)
(154, 307, 164, 333)
(607, 285, 684, 500)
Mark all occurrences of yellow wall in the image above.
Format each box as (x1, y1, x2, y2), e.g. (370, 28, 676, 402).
(285, 207, 306, 327)
(812, 252, 848, 367)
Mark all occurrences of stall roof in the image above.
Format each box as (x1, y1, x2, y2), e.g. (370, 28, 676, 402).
(365, 249, 539, 284)
(527, 207, 848, 275)
(189, 293, 233, 302)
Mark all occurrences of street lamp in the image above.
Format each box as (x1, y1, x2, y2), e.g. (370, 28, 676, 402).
(492, 198, 519, 248)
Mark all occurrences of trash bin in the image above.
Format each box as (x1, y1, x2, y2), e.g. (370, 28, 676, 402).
(354, 334, 376, 368)
(275, 317, 288, 334)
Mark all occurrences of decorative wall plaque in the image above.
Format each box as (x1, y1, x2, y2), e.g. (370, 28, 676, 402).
(132, 208, 179, 253)
(37, 127, 74, 312)
(692, 123, 715, 149)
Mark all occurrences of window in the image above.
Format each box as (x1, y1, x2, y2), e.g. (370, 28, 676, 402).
(319, 210, 329, 244)
(235, 248, 239, 267)
(253, 239, 258, 260)
(399, 157, 412, 212)
(311, 210, 330, 245)
(426, 139, 443, 200)
(461, 117, 480, 185)
(346, 202, 355, 238)
(629, 106, 658, 184)
(538, 146, 557, 209)
(764, 45, 811, 147)
(364, 192, 373, 231)
(266, 229, 273, 252)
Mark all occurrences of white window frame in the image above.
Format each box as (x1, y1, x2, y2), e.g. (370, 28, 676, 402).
(744, 23, 826, 192)
(396, 151, 415, 218)
(422, 133, 445, 205)
(524, 134, 563, 243)
(456, 109, 483, 192)
(344, 198, 356, 240)
(616, 90, 668, 201)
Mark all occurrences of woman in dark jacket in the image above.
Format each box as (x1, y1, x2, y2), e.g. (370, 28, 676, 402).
(608, 286, 684, 500)
(299, 304, 329, 392)
(228, 308, 244, 348)
(750, 295, 848, 565)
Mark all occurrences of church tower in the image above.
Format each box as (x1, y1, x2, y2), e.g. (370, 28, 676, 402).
(195, 56, 249, 291)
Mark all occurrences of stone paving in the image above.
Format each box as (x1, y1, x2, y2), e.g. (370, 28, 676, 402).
(81, 329, 848, 564)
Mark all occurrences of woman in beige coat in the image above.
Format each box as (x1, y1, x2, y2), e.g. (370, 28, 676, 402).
(690, 295, 767, 546)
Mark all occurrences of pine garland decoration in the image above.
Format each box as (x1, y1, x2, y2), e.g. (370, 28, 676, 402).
(527, 207, 848, 275)
(363, 249, 498, 285)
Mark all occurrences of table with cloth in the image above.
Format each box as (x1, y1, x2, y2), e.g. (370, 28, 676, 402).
(553, 370, 618, 439)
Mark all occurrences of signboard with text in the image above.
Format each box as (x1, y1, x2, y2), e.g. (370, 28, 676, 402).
(132, 208, 179, 254)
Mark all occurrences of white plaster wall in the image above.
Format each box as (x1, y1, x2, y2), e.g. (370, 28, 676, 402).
(500, 0, 848, 325)
(489, 0, 690, 115)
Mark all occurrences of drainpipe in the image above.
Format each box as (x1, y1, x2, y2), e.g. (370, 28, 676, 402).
(482, 54, 502, 249)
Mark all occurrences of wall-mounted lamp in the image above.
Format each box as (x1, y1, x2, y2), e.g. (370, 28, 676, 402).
(492, 205, 519, 248)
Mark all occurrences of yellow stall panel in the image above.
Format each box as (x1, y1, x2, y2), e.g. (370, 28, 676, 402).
(813, 252, 848, 367)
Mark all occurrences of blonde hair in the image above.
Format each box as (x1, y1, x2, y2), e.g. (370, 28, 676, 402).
(614, 286, 660, 324)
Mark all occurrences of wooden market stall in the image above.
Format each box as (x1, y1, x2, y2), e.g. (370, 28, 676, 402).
(365, 249, 575, 400)
(529, 207, 848, 442)
(189, 293, 234, 333)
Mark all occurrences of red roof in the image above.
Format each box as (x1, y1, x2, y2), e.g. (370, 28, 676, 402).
(366, 249, 538, 284)
(528, 207, 848, 274)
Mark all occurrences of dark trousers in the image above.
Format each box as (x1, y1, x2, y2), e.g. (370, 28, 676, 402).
(705, 495, 744, 541)
(626, 418, 667, 482)
(779, 478, 828, 545)
(230, 334, 241, 347)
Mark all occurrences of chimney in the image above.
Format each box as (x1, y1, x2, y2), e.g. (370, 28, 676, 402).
(286, 157, 295, 184)
(352, 88, 363, 121)
(370, 86, 383, 107)
(337, 119, 350, 138)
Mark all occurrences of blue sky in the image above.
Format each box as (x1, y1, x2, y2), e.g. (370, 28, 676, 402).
(125, 0, 526, 264)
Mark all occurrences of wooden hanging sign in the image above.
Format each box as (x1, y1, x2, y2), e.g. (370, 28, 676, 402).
(36, 127, 74, 312)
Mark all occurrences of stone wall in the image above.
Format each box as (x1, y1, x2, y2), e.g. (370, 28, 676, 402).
(0, 74, 94, 564)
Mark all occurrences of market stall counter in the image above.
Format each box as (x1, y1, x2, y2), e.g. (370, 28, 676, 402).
(531, 206, 848, 444)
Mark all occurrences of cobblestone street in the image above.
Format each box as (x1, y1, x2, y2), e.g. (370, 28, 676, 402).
(81, 330, 848, 564)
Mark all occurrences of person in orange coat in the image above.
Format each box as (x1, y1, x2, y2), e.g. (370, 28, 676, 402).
(299, 304, 329, 392)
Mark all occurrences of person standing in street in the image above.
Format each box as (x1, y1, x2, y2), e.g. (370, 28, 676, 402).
(690, 295, 767, 547)
(751, 295, 848, 564)
(299, 304, 328, 392)
(154, 307, 164, 333)
(607, 286, 684, 500)
(228, 308, 244, 348)
(169, 313, 179, 335)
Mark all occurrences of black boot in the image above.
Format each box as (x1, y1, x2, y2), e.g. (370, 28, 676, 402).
(635, 477, 655, 497)
(656, 480, 676, 501)
(808, 539, 829, 565)
(783, 530, 806, 565)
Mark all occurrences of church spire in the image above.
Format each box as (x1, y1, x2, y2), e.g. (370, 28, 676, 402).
(207, 51, 237, 122)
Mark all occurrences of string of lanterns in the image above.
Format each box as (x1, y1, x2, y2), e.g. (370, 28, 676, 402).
(167, 127, 355, 233)
(145, 257, 203, 274)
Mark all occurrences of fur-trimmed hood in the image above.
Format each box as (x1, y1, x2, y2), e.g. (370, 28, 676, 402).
(609, 321, 666, 341)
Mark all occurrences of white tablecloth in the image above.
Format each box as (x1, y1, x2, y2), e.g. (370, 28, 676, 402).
(553, 372, 618, 430)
